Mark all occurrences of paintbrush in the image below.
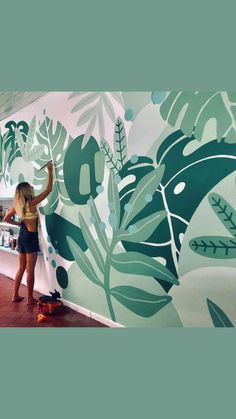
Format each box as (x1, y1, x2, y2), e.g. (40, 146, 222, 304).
(38, 160, 53, 171)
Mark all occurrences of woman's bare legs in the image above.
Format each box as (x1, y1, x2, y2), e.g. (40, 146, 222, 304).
(12, 253, 26, 302)
(26, 252, 38, 304)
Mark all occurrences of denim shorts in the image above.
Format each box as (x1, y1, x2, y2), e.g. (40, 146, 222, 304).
(17, 223, 40, 254)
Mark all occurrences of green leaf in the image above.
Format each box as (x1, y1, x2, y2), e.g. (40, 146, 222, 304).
(100, 138, 120, 174)
(207, 298, 234, 327)
(82, 115, 96, 148)
(90, 197, 109, 252)
(79, 213, 105, 274)
(189, 236, 236, 258)
(77, 106, 96, 126)
(160, 92, 236, 143)
(114, 117, 127, 170)
(111, 252, 179, 285)
(108, 170, 120, 229)
(67, 236, 101, 286)
(208, 193, 236, 237)
(118, 210, 166, 243)
(34, 116, 73, 215)
(110, 92, 124, 108)
(110, 286, 172, 317)
(121, 164, 165, 229)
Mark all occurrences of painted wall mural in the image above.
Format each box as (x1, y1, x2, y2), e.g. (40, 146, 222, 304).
(1, 91, 236, 327)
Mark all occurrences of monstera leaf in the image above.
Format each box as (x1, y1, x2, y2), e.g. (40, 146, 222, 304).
(3, 120, 28, 166)
(68, 92, 124, 148)
(120, 130, 236, 291)
(34, 116, 73, 215)
(160, 92, 236, 143)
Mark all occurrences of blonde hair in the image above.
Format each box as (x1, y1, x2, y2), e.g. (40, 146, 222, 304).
(13, 182, 34, 219)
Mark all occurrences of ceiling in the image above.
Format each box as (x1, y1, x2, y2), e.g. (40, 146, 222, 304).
(0, 92, 47, 122)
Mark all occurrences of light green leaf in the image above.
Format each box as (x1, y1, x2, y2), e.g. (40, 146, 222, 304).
(77, 106, 96, 126)
(109, 92, 124, 108)
(160, 92, 236, 143)
(79, 213, 105, 273)
(100, 138, 120, 174)
(207, 298, 234, 327)
(118, 210, 166, 243)
(102, 94, 116, 123)
(82, 115, 96, 148)
(70, 92, 99, 113)
(121, 164, 165, 229)
(110, 286, 172, 317)
(15, 117, 44, 163)
(114, 117, 127, 170)
(67, 236, 101, 286)
(90, 196, 109, 252)
(189, 236, 236, 258)
(34, 116, 73, 215)
(108, 170, 120, 229)
(111, 252, 179, 285)
(208, 193, 236, 237)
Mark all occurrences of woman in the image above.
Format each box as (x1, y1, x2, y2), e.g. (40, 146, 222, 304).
(4, 161, 53, 304)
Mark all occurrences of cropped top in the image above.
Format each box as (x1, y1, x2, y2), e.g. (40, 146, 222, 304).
(23, 202, 39, 220)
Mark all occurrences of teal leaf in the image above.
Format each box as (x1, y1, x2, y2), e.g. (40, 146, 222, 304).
(121, 164, 165, 229)
(110, 286, 172, 317)
(160, 92, 236, 143)
(111, 252, 179, 285)
(108, 170, 120, 229)
(113, 117, 127, 170)
(90, 197, 109, 252)
(100, 138, 120, 174)
(189, 236, 236, 258)
(79, 213, 105, 273)
(67, 236, 101, 286)
(208, 193, 236, 237)
(118, 210, 166, 243)
(207, 298, 234, 327)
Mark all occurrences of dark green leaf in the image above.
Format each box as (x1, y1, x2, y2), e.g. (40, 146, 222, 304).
(189, 236, 236, 258)
(209, 193, 236, 237)
(207, 298, 234, 327)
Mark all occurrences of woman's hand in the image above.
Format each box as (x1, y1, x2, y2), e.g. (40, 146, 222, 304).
(47, 161, 53, 173)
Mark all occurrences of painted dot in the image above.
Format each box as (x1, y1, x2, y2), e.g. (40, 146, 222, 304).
(47, 236, 51, 242)
(128, 225, 138, 234)
(108, 201, 115, 210)
(90, 216, 95, 224)
(48, 246, 53, 254)
(125, 108, 133, 121)
(99, 222, 106, 231)
(55, 240, 58, 245)
(145, 194, 153, 203)
(174, 182, 186, 195)
(109, 213, 117, 227)
(114, 175, 121, 184)
(51, 260, 57, 268)
(130, 154, 139, 164)
(151, 91, 166, 104)
(56, 266, 68, 289)
(124, 203, 132, 213)
(10, 179, 13, 186)
(55, 249, 59, 254)
(96, 185, 104, 194)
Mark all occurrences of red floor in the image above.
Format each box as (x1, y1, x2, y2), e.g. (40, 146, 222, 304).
(0, 274, 107, 327)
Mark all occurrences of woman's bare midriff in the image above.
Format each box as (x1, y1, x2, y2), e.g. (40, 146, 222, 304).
(23, 220, 38, 232)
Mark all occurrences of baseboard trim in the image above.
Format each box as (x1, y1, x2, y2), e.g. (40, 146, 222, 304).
(62, 298, 124, 328)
